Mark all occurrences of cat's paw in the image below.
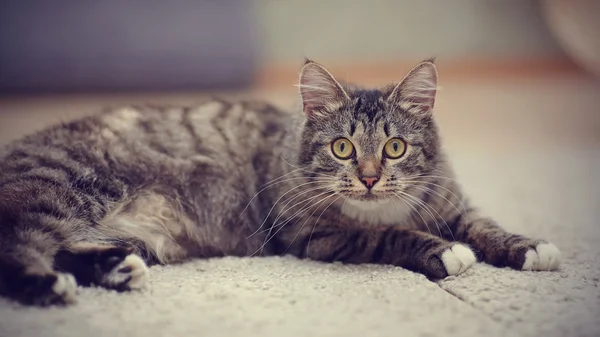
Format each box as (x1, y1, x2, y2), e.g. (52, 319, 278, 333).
(105, 254, 149, 289)
(521, 242, 561, 271)
(440, 244, 477, 276)
(92, 247, 149, 290)
(421, 243, 476, 279)
(50, 272, 78, 303)
(98, 253, 149, 290)
(495, 237, 563, 271)
(10, 272, 78, 306)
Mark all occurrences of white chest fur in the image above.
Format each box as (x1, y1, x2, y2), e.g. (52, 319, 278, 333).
(341, 198, 413, 225)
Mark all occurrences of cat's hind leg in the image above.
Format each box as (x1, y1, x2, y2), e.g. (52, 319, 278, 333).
(0, 231, 151, 306)
(54, 243, 149, 291)
(0, 227, 78, 306)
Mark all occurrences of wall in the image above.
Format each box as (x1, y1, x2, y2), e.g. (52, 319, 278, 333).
(255, 0, 563, 64)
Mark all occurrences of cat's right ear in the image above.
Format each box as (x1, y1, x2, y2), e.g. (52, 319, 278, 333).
(298, 60, 350, 119)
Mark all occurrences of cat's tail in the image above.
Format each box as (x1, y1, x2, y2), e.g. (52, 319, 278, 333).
(0, 211, 78, 306)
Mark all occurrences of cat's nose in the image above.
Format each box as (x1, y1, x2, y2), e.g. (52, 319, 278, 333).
(360, 176, 380, 189)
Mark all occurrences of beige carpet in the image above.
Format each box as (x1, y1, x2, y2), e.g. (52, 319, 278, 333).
(0, 75, 599, 337)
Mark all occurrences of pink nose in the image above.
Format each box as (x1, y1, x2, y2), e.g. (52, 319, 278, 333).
(360, 176, 379, 189)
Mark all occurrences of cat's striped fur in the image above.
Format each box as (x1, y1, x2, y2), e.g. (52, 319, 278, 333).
(0, 59, 561, 306)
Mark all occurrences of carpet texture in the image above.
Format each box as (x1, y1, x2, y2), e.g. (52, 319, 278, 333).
(0, 149, 597, 337)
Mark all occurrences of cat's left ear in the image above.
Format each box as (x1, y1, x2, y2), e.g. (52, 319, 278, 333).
(387, 59, 438, 116)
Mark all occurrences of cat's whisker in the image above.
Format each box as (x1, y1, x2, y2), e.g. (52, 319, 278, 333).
(391, 192, 433, 236)
(280, 192, 340, 252)
(249, 188, 335, 239)
(398, 173, 465, 202)
(405, 183, 467, 219)
(259, 169, 337, 188)
(280, 156, 337, 179)
(304, 195, 341, 256)
(420, 170, 466, 185)
(395, 189, 454, 240)
(238, 175, 337, 218)
(283, 166, 336, 181)
(269, 186, 337, 232)
(397, 190, 444, 237)
(257, 189, 337, 236)
(252, 191, 337, 256)
(399, 176, 458, 185)
(247, 181, 337, 239)
(258, 168, 304, 188)
(279, 192, 340, 254)
(409, 176, 463, 188)
(403, 171, 462, 183)
(399, 185, 457, 241)
(280, 192, 337, 234)
(398, 179, 467, 214)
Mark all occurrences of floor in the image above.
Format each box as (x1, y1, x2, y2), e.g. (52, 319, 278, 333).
(0, 74, 599, 337)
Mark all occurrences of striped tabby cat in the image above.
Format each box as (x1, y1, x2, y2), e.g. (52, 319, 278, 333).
(0, 59, 561, 306)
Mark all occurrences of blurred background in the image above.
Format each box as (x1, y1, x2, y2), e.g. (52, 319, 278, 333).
(0, 0, 599, 151)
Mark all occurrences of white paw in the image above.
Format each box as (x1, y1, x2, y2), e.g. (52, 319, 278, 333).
(105, 254, 149, 289)
(441, 244, 477, 276)
(51, 272, 78, 303)
(521, 242, 561, 271)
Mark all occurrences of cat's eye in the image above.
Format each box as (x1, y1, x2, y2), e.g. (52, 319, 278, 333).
(331, 138, 355, 159)
(384, 138, 406, 159)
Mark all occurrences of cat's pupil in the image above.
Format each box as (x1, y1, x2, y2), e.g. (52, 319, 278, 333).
(340, 143, 345, 152)
(393, 142, 398, 151)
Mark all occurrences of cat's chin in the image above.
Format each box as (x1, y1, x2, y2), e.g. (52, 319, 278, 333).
(341, 192, 390, 203)
(344, 197, 391, 210)
(346, 193, 393, 209)
(358, 194, 380, 201)
(341, 197, 413, 225)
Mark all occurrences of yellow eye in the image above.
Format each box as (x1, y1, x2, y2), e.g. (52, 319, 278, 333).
(384, 138, 406, 159)
(331, 138, 355, 159)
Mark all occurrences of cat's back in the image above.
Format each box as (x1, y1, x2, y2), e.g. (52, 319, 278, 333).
(100, 98, 290, 156)
(2, 98, 289, 160)
(0, 98, 291, 189)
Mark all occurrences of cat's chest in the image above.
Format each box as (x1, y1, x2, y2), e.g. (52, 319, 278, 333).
(340, 199, 413, 226)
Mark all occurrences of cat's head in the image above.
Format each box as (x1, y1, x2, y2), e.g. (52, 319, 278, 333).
(297, 59, 441, 205)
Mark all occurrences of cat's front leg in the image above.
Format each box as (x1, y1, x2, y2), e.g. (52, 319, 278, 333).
(450, 210, 561, 271)
(283, 224, 476, 279)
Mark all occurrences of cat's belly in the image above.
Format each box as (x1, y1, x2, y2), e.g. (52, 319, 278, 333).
(96, 192, 193, 264)
(96, 189, 270, 263)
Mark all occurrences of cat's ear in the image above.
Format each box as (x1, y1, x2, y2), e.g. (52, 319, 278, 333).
(298, 59, 350, 119)
(387, 59, 438, 115)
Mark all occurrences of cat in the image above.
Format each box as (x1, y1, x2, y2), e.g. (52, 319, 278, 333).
(0, 59, 561, 306)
